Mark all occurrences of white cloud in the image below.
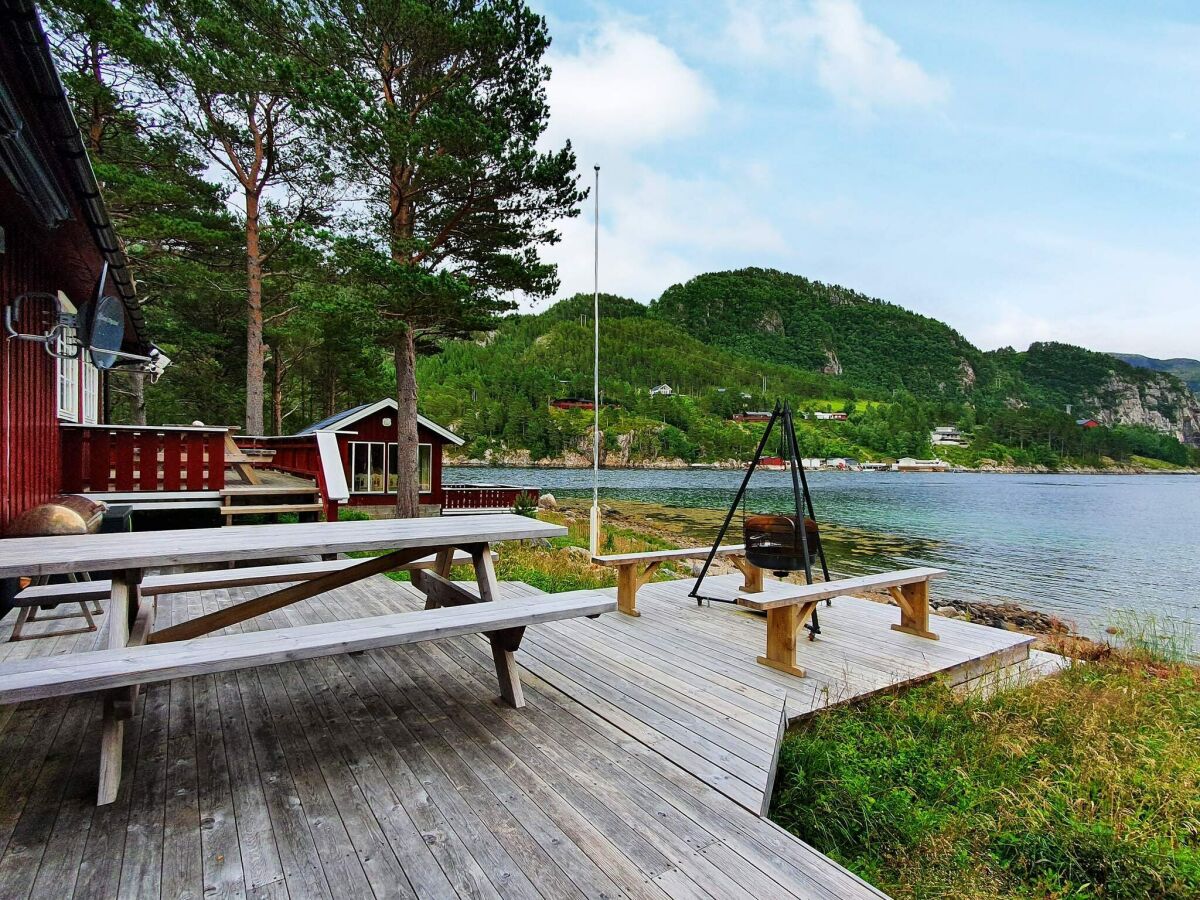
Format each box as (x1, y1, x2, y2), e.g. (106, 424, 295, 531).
(528, 162, 789, 309)
(724, 0, 949, 113)
(544, 23, 717, 150)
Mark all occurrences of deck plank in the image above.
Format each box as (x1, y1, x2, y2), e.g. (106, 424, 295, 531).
(0, 561, 1039, 900)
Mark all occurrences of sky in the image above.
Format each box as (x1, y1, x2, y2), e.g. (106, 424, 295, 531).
(526, 0, 1200, 359)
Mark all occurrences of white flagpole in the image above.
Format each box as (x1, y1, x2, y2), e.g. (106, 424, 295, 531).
(590, 165, 601, 557)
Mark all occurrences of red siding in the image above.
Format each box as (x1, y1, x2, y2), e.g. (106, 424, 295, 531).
(0, 185, 70, 534)
(342, 411, 448, 507)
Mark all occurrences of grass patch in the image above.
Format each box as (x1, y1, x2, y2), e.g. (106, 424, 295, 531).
(348, 508, 683, 594)
(771, 655, 1200, 899)
(1129, 454, 1185, 471)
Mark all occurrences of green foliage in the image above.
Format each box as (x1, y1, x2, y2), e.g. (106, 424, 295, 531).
(772, 661, 1200, 899)
(512, 491, 539, 518)
(652, 268, 990, 397)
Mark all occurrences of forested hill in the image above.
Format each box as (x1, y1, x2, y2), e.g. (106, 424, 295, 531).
(651, 268, 989, 396)
(414, 269, 1200, 468)
(646, 269, 1198, 445)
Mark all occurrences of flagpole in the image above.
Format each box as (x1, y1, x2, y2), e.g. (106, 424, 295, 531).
(590, 165, 601, 557)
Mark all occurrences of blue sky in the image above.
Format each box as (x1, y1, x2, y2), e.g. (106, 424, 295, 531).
(528, 0, 1200, 359)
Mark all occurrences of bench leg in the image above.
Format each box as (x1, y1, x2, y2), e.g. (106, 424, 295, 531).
(756, 602, 818, 678)
(615, 561, 661, 617)
(729, 555, 764, 593)
(616, 564, 640, 617)
(889, 580, 938, 640)
(490, 627, 526, 708)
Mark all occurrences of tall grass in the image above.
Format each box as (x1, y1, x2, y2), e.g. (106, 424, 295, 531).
(1109, 610, 1196, 665)
(771, 656, 1200, 899)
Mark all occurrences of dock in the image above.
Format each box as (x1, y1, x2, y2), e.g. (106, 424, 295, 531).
(0, 568, 1039, 898)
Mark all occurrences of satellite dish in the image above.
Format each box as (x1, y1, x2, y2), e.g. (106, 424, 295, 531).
(86, 294, 126, 370)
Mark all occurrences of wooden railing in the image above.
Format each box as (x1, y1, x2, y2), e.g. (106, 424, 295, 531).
(61, 423, 228, 493)
(442, 484, 540, 513)
(235, 434, 348, 521)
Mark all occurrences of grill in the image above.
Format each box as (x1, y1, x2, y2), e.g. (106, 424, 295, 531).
(743, 514, 820, 576)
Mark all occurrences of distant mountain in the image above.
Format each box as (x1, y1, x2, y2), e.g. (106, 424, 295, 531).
(648, 269, 1199, 445)
(650, 268, 990, 396)
(1110, 354, 1200, 395)
(411, 270, 1200, 464)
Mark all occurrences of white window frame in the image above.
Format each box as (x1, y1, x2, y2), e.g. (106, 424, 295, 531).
(82, 358, 100, 424)
(349, 441, 387, 494)
(386, 442, 433, 495)
(56, 328, 80, 422)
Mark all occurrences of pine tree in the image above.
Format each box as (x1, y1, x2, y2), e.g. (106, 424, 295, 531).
(300, 0, 584, 515)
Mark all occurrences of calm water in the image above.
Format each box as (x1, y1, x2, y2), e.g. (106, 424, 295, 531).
(447, 466, 1200, 645)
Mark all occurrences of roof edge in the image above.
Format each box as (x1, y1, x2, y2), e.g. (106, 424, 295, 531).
(304, 399, 466, 446)
(2, 0, 149, 349)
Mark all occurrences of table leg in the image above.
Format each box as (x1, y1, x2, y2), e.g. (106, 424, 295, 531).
(471, 543, 500, 602)
(98, 568, 141, 805)
(756, 601, 818, 678)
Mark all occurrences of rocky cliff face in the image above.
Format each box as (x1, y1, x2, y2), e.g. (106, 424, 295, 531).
(1085, 372, 1200, 447)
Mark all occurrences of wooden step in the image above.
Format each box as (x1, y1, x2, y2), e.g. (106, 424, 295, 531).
(219, 484, 317, 497)
(221, 503, 325, 516)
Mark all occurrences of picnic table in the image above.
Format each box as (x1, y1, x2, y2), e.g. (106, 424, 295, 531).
(0, 514, 571, 803)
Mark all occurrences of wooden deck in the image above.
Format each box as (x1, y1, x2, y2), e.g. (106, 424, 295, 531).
(522, 574, 1035, 814)
(0, 573, 889, 899)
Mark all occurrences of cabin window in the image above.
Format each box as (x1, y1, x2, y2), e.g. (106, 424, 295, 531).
(82, 359, 100, 424)
(349, 441, 386, 493)
(56, 328, 80, 422)
(386, 443, 433, 494)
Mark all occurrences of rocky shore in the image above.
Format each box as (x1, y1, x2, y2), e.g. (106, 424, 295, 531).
(448, 454, 1197, 475)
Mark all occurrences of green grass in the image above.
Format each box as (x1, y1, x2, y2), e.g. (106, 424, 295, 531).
(1129, 454, 1185, 471)
(770, 655, 1200, 899)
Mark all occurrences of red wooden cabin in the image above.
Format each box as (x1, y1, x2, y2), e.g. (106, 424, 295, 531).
(0, 3, 169, 534)
(237, 399, 539, 518)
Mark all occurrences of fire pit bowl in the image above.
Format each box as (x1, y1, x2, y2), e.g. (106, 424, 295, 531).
(743, 514, 821, 575)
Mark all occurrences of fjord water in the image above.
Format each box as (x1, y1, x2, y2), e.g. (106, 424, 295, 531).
(447, 467, 1199, 645)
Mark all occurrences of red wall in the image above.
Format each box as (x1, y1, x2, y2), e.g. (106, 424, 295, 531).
(0, 200, 63, 533)
(337, 409, 447, 507)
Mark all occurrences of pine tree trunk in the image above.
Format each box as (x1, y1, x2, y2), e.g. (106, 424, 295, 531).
(130, 372, 146, 426)
(244, 190, 265, 434)
(394, 328, 420, 518)
(271, 348, 284, 435)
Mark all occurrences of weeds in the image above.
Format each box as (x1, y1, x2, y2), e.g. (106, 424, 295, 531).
(771, 654, 1200, 899)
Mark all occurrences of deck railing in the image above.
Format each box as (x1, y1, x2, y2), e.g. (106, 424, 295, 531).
(442, 484, 540, 513)
(234, 434, 348, 521)
(60, 423, 228, 493)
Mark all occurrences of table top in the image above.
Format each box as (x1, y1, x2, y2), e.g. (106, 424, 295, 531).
(0, 514, 567, 578)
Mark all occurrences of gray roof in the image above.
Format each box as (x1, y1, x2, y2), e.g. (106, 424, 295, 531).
(297, 399, 465, 446)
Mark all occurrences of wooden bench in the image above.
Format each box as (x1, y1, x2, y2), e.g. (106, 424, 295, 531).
(11, 550, 491, 612)
(736, 567, 948, 678)
(593, 544, 761, 616)
(0, 590, 614, 802)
